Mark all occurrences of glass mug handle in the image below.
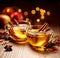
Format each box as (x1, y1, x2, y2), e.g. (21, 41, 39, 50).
(4, 24, 11, 40)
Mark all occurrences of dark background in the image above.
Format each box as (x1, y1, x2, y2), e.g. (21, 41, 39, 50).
(0, 0, 60, 26)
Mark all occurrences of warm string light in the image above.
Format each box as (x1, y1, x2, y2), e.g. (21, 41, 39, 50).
(12, 7, 50, 22)
(31, 10, 36, 14)
(41, 15, 45, 19)
(47, 11, 50, 16)
(36, 7, 40, 11)
(36, 19, 40, 22)
(24, 11, 28, 16)
(18, 9, 22, 12)
(40, 9, 46, 19)
(7, 8, 10, 13)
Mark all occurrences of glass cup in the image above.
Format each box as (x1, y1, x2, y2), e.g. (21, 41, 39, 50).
(26, 25, 49, 52)
(7, 20, 30, 44)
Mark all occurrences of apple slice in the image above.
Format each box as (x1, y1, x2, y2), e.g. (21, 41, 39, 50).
(13, 26, 27, 39)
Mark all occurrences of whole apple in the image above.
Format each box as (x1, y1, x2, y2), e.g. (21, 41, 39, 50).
(2, 7, 14, 16)
(0, 14, 11, 25)
(10, 12, 23, 23)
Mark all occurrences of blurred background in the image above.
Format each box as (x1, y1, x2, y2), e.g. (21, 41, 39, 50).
(0, 0, 60, 26)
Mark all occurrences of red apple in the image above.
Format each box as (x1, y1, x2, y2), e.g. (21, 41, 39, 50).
(10, 12, 23, 23)
(2, 7, 14, 16)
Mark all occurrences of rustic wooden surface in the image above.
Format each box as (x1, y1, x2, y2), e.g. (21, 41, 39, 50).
(0, 26, 60, 58)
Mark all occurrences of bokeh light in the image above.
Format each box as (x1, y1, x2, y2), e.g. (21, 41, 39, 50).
(40, 9, 46, 14)
(47, 11, 50, 15)
(24, 11, 28, 16)
(7, 8, 10, 13)
(41, 16, 45, 19)
(36, 7, 40, 11)
(36, 18, 40, 22)
(26, 18, 29, 22)
(18, 9, 22, 12)
(31, 10, 36, 14)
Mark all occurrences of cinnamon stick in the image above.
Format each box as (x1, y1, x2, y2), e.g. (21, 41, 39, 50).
(39, 23, 49, 31)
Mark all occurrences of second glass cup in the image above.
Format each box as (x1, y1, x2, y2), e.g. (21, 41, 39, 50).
(26, 25, 49, 52)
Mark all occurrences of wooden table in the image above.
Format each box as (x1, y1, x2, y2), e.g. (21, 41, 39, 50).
(0, 26, 60, 58)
